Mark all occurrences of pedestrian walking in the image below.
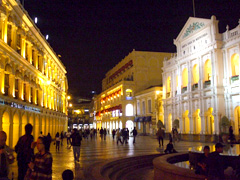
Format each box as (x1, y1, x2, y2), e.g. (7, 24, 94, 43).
(0, 131, 15, 179)
(24, 136, 52, 180)
(122, 128, 128, 144)
(207, 143, 226, 180)
(60, 131, 64, 146)
(116, 129, 123, 145)
(112, 129, 116, 140)
(103, 128, 107, 140)
(132, 127, 138, 143)
(46, 133, 52, 145)
(90, 129, 94, 140)
(66, 131, 71, 148)
(55, 132, 61, 152)
(100, 127, 103, 140)
(39, 131, 44, 138)
(71, 129, 82, 162)
(15, 123, 34, 180)
(157, 127, 164, 147)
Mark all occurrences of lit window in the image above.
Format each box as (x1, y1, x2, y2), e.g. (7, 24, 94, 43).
(126, 104, 133, 116)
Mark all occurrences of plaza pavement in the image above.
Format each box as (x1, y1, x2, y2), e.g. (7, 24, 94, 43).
(9, 135, 214, 180)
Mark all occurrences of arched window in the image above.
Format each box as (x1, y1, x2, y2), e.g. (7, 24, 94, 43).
(204, 59, 212, 81)
(231, 53, 239, 77)
(182, 68, 188, 87)
(182, 68, 188, 93)
(166, 76, 171, 98)
(126, 104, 133, 116)
(167, 76, 171, 92)
(192, 64, 199, 84)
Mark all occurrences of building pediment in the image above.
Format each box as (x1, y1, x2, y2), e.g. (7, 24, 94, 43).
(175, 17, 212, 43)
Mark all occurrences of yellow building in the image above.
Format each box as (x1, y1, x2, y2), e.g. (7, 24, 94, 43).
(0, 0, 68, 148)
(94, 50, 171, 133)
(134, 86, 163, 135)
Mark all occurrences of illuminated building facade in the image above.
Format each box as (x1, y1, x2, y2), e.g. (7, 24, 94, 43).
(94, 50, 171, 133)
(162, 16, 240, 141)
(0, 0, 68, 148)
(134, 86, 163, 135)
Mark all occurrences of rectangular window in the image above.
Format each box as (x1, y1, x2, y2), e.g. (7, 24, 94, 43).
(30, 87, 33, 103)
(148, 99, 152, 113)
(138, 122, 141, 130)
(16, 34, 21, 54)
(15, 79, 19, 99)
(23, 83, 27, 101)
(4, 74, 9, 96)
(25, 43, 28, 60)
(142, 101, 145, 115)
(137, 101, 140, 115)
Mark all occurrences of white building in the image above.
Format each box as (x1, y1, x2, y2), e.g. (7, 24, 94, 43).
(162, 16, 240, 141)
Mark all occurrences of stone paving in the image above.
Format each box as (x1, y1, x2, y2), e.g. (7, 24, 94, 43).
(9, 135, 215, 180)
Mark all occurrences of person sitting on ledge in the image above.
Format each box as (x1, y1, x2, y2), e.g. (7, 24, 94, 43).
(195, 145, 210, 175)
(164, 140, 177, 154)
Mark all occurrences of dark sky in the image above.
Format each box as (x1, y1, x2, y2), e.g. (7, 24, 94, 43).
(22, 0, 240, 97)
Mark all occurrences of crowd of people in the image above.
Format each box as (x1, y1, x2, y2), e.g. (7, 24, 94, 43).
(0, 124, 238, 180)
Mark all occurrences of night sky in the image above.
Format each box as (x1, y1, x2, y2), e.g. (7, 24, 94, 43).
(22, 0, 240, 97)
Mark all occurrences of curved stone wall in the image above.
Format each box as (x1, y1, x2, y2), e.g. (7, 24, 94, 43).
(153, 153, 206, 180)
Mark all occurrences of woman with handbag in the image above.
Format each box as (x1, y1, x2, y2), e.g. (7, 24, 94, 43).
(24, 136, 52, 180)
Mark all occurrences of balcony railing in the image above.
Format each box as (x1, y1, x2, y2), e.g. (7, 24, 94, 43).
(231, 75, 239, 83)
(192, 83, 198, 91)
(181, 86, 187, 94)
(204, 80, 211, 88)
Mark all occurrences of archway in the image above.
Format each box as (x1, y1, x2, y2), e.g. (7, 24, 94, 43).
(13, 113, 20, 147)
(46, 118, 49, 135)
(116, 121, 118, 129)
(2, 111, 10, 145)
(234, 106, 240, 135)
(29, 116, 34, 136)
(35, 117, 39, 138)
(41, 117, 45, 135)
(182, 110, 190, 134)
(52, 119, 56, 137)
(193, 109, 201, 134)
(21, 114, 27, 136)
(205, 108, 214, 134)
(126, 120, 134, 132)
(49, 118, 53, 136)
(168, 114, 172, 132)
(110, 121, 112, 134)
(231, 53, 239, 76)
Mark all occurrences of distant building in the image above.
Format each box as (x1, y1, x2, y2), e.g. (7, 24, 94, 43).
(0, 1, 68, 147)
(134, 86, 163, 135)
(162, 16, 240, 141)
(68, 96, 92, 130)
(93, 50, 171, 133)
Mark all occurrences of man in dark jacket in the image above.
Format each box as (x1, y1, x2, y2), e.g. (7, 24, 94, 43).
(132, 127, 137, 143)
(71, 129, 82, 162)
(207, 143, 226, 180)
(15, 123, 34, 180)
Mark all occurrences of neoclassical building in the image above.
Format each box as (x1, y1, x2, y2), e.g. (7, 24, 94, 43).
(93, 50, 171, 133)
(0, 0, 68, 148)
(162, 16, 240, 141)
(134, 86, 164, 135)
